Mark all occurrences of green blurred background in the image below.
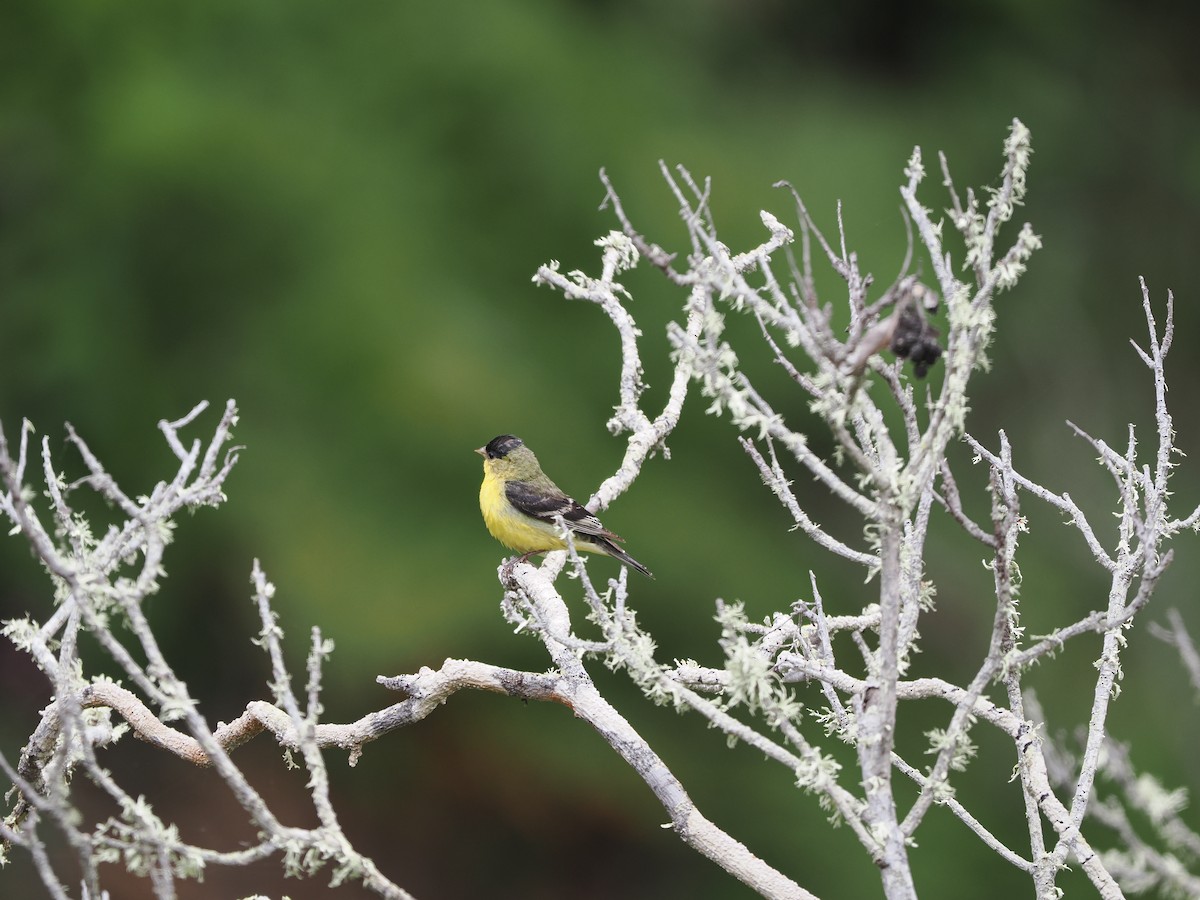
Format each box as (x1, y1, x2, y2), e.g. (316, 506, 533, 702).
(3, 1, 1200, 897)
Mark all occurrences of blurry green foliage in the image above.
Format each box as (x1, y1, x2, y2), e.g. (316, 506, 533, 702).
(3, 1, 1200, 897)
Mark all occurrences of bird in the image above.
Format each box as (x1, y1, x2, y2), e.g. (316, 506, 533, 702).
(476, 434, 652, 578)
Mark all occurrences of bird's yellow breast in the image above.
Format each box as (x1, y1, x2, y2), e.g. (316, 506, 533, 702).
(479, 470, 566, 554)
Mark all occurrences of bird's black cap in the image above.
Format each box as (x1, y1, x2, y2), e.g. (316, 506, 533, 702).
(483, 435, 524, 459)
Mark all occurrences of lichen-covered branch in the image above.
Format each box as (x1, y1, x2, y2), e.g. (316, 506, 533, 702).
(6, 121, 1197, 900)
(1, 406, 412, 900)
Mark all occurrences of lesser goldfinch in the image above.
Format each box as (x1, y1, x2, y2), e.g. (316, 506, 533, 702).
(476, 434, 653, 578)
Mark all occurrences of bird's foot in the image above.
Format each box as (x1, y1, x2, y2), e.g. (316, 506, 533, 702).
(500, 552, 537, 583)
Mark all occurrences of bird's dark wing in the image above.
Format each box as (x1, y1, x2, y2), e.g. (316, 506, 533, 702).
(504, 480, 621, 540)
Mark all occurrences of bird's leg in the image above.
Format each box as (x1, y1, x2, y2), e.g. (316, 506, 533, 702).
(501, 551, 542, 581)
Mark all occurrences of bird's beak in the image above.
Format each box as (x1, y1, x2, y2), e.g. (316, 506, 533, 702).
(475, 446, 486, 457)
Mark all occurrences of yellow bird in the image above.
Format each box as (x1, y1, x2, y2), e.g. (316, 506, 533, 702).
(477, 434, 652, 578)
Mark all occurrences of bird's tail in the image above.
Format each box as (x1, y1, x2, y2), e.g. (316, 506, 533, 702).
(602, 540, 653, 579)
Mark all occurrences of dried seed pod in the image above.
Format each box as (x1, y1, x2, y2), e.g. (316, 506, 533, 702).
(890, 298, 942, 378)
